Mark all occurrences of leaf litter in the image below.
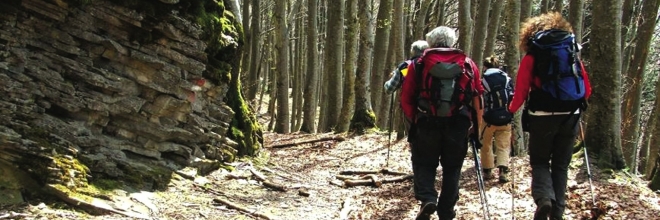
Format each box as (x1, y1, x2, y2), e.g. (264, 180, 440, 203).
(1, 131, 659, 220)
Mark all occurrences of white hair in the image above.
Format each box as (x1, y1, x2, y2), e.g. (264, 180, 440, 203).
(425, 26, 457, 48)
(410, 40, 429, 57)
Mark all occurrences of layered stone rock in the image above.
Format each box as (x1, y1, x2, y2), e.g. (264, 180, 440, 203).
(0, 0, 257, 204)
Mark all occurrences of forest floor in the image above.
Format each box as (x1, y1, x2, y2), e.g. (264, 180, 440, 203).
(2, 129, 660, 220)
(2, 100, 660, 219)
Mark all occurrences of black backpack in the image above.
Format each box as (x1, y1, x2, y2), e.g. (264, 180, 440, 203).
(482, 70, 513, 126)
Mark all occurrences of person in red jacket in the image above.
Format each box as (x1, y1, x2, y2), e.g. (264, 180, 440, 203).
(508, 12, 592, 220)
(400, 26, 484, 220)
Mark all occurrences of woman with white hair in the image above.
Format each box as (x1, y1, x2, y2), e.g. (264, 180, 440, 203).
(400, 26, 484, 220)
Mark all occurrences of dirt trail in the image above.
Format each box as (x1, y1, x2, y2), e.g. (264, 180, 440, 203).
(3, 130, 659, 220)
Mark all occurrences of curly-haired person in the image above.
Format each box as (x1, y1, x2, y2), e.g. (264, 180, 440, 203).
(508, 12, 592, 220)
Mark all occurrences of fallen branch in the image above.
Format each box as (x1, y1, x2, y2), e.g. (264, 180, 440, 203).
(298, 189, 310, 197)
(344, 174, 413, 187)
(335, 175, 359, 181)
(213, 197, 273, 220)
(249, 168, 288, 192)
(339, 169, 410, 176)
(268, 136, 346, 148)
(330, 179, 345, 187)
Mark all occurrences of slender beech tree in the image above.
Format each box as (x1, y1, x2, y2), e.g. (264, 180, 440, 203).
(371, 0, 393, 125)
(568, 0, 584, 42)
(273, 0, 290, 133)
(414, 0, 434, 40)
(301, 0, 320, 133)
(521, 0, 533, 23)
(458, 0, 472, 53)
(246, 0, 261, 101)
(435, 0, 447, 27)
(541, 0, 551, 13)
(319, 0, 345, 132)
(470, 0, 491, 71)
(621, 0, 660, 170)
(484, 0, 506, 60)
(504, 0, 523, 155)
(554, 0, 563, 12)
(351, 0, 377, 132)
(587, 0, 626, 170)
(337, 0, 360, 132)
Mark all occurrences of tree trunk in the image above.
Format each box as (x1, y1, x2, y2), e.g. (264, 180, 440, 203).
(621, 0, 637, 77)
(337, 0, 359, 133)
(649, 154, 660, 190)
(553, 0, 563, 12)
(351, 0, 377, 133)
(377, 0, 405, 129)
(541, 0, 551, 13)
(458, 0, 472, 53)
(319, 0, 345, 132)
(415, 0, 434, 40)
(370, 0, 394, 126)
(587, 0, 626, 170)
(645, 63, 660, 179)
(470, 0, 491, 71)
(520, 0, 533, 23)
(246, 0, 261, 101)
(273, 0, 290, 133)
(435, 0, 447, 27)
(301, 0, 320, 133)
(568, 0, 584, 43)
(621, 0, 660, 171)
(484, 0, 505, 60)
(240, 0, 250, 92)
(503, 0, 523, 155)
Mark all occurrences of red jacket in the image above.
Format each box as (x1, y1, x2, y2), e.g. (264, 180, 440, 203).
(508, 54, 592, 113)
(400, 49, 484, 120)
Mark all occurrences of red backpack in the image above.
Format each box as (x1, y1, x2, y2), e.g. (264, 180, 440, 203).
(414, 48, 477, 117)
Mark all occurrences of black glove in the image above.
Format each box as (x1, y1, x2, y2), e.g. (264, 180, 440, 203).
(470, 132, 482, 149)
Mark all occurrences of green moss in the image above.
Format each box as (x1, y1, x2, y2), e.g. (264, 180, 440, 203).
(350, 109, 378, 134)
(225, 75, 263, 156)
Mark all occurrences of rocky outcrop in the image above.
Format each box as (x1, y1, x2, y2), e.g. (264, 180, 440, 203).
(0, 0, 261, 205)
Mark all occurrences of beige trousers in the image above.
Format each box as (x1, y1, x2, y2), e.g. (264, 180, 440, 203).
(480, 124, 512, 169)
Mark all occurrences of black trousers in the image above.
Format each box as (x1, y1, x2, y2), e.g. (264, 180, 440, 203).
(410, 116, 470, 219)
(528, 114, 580, 219)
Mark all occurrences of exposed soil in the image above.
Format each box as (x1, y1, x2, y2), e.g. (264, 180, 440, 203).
(2, 128, 659, 220)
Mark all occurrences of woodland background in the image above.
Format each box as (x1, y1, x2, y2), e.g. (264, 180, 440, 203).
(236, 0, 660, 190)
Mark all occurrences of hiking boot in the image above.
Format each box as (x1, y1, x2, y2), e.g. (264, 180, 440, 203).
(415, 202, 436, 220)
(534, 198, 552, 220)
(483, 169, 494, 180)
(498, 166, 510, 183)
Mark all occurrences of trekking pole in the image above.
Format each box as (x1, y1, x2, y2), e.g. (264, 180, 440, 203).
(385, 94, 395, 168)
(471, 138, 491, 220)
(578, 120, 596, 206)
(510, 145, 515, 220)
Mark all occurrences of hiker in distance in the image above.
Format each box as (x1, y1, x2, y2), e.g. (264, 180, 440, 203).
(508, 12, 591, 220)
(479, 56, 514, 183)
(384, 40, 430, 94)
(400, 26, 484, 220)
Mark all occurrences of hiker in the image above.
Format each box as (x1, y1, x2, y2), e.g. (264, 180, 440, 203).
(508, 12, 591, 220)
(384, 40, 430, 94)
(400, 26, 484, 220)
(479, 55, 514, 183)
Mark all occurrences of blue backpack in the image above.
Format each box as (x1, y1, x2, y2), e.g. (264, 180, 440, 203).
(527, 29, 586, 112)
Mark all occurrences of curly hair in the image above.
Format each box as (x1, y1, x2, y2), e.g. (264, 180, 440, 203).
(519, 12, 573, 52)
(483, 55, 499, 69)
